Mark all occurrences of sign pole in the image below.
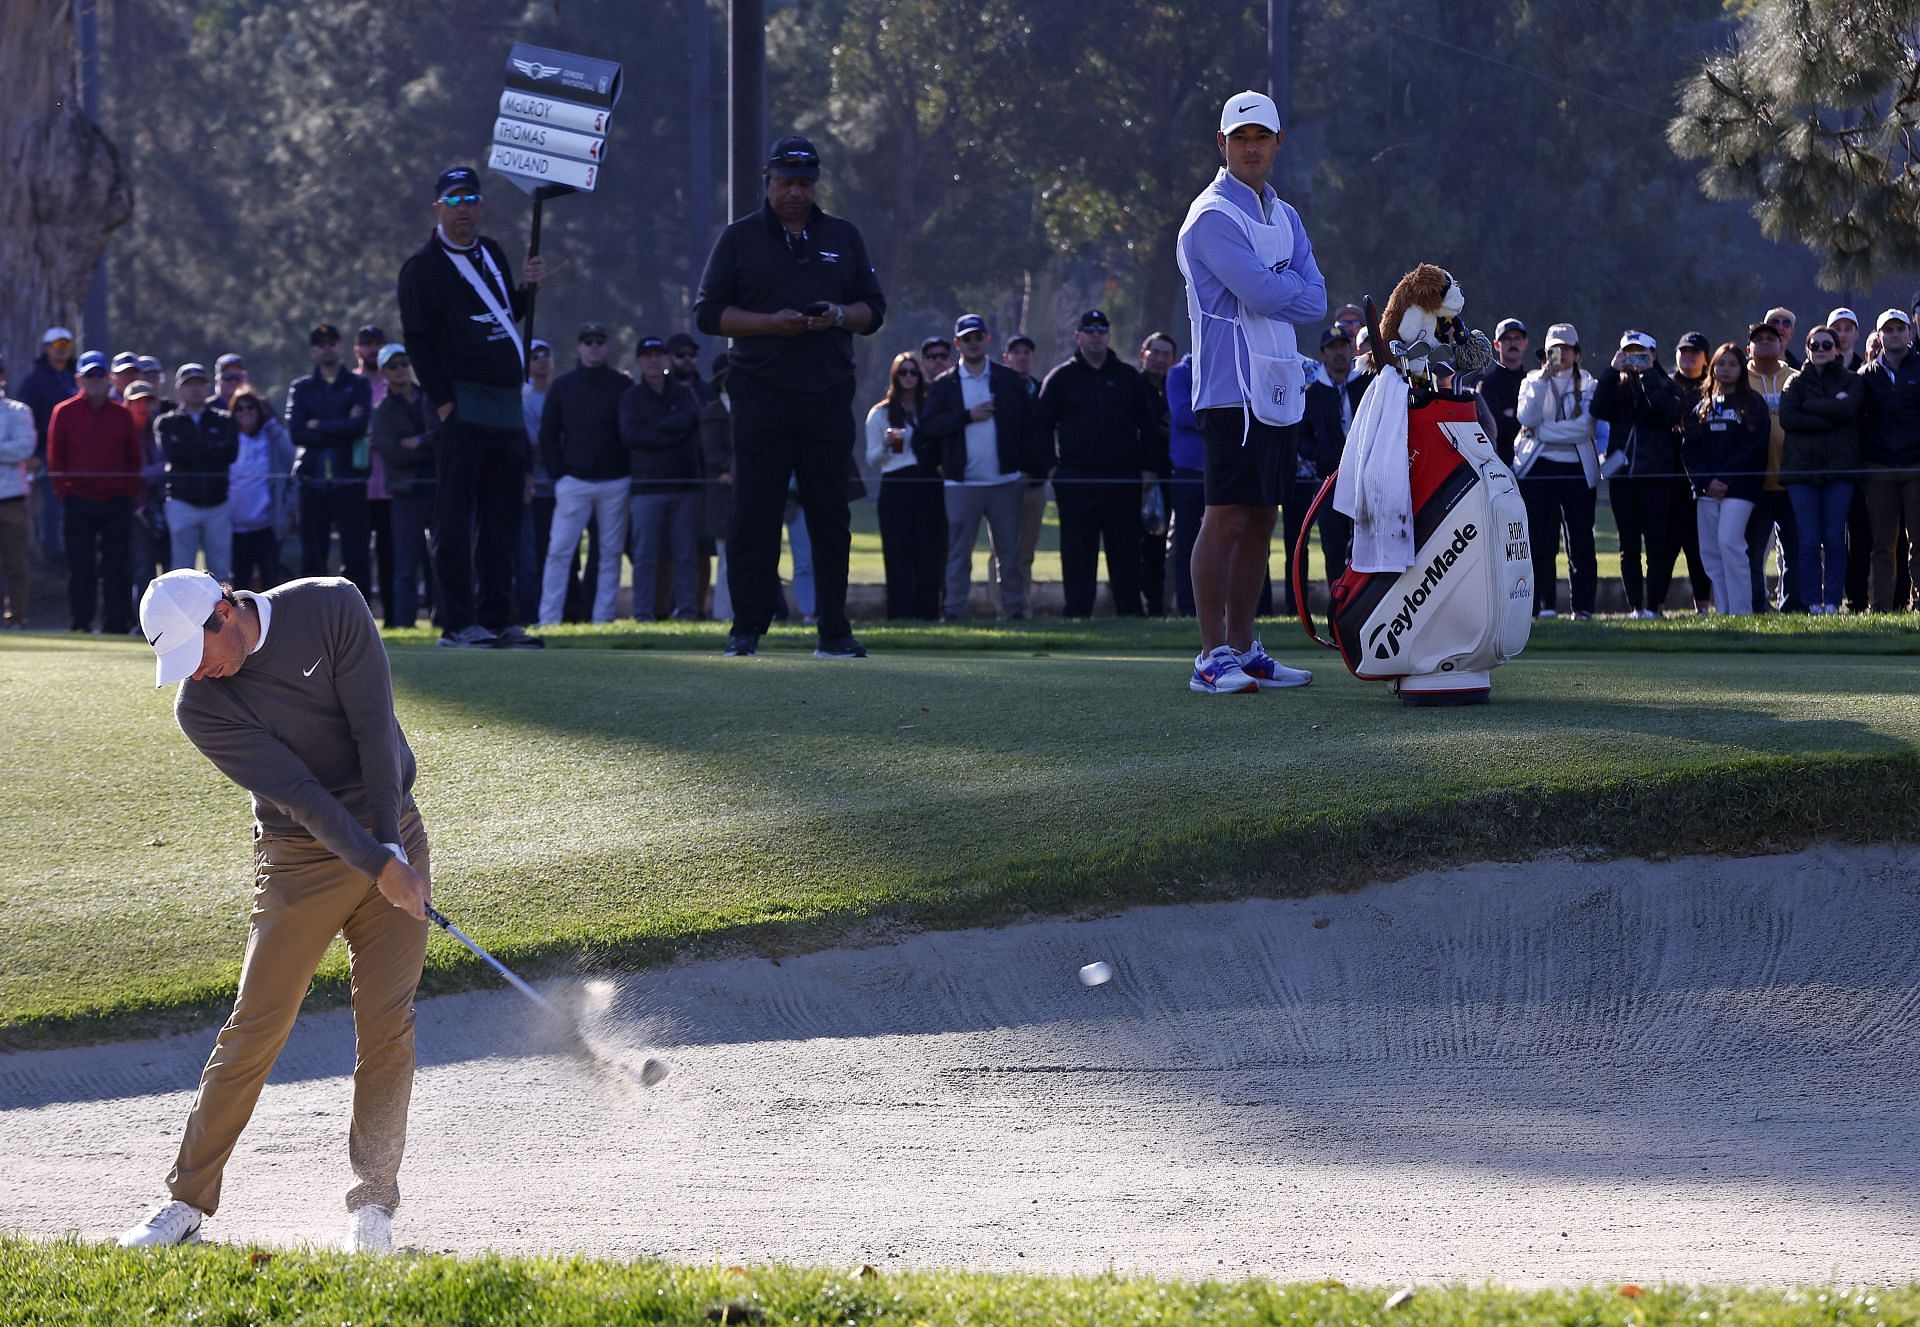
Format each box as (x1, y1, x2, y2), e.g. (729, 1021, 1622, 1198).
(523, 186, 548, 381)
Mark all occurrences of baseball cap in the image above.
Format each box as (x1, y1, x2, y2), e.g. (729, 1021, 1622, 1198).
(125, 381, 156, 402)
(434, 165, 481, 198)
(1544, 322, 1578, 349)
(1747, 321, 1781, 340)
(1676, 331, 1710, 352)
(577, 321, 608, 341)
(1826, 307, 1860, 327)
(310, 324, 341, 345)
(1319, 325, 1353, 349)
(376, 343, 408, 368)
(1765, 306, 1796, 323)
(666, 332, 699, 354)
(1079, 309, 1112, 332)
(920, 336, 952, 355)
(636, 335, 667, 354)
(1219, 89, 1281, 135)
(530, 339, 552, 357)
(1618, 330, 1657, 351)
(1876, 308, 1912, 329)
(766, 135, 821, 179)
(215, 353, 245, 371)
(43, 326, 74, 345)
(1005, 333, 1035, 352)
(173, 362, 209, 387)
(77, 350, 109, 376)
(356, 325, 386, 344)
(136, 355, 162, 375)
(953, 313, 988, 339)
(139, 569, 224, 687)
(1494, 318, 1527, 339)
(110, 351, 139, 374)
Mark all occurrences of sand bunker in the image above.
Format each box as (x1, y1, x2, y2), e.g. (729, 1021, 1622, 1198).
(3, 843, 1917, 1285)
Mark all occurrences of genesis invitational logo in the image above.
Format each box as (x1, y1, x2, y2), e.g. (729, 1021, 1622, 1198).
(511, 58, 563, 80)
(1366, 523, 1479, 659)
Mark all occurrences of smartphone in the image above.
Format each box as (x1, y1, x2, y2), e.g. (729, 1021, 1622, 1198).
(1624, 351, 1651, 370)
(802, 300, 832, 318)
(1546, 347, 1566, 368)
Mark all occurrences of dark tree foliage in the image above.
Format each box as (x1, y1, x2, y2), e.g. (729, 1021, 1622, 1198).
(1669, 0, 1920, 292)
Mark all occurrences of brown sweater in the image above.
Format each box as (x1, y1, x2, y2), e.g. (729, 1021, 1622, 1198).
(176, 578, 416, 879)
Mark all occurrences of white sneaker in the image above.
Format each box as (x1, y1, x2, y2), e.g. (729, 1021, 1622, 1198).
(1234, 639, 1313, 689)
(117, 1198, 205, 1248)
(345, 1205, 394, 1254)
(1190, 646, 1258, 694)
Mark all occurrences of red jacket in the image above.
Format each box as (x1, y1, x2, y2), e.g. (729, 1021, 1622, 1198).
(47, 393, 143, 502)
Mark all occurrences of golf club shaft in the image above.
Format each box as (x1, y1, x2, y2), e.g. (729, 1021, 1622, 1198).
(425, 905, 562, 1019)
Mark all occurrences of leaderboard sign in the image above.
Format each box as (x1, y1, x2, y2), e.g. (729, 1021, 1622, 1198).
(489, 44, 624, 195)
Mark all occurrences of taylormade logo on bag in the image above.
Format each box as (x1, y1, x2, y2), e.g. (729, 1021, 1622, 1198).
(1367, 523, 1479, 659)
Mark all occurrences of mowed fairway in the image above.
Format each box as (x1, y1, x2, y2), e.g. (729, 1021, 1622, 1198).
(1, 626, 1916, 1045)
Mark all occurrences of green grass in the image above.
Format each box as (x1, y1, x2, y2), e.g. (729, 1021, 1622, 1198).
(3, 619, 1917, 1047)
(2, 1241, 1913, 1326)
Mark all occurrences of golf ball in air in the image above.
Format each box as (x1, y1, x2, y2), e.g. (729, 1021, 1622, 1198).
(1078, 961, 1114, 987)
(640, 1058, 669, 1087)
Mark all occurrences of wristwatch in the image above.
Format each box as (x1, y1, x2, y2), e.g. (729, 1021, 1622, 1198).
(831, 304, 845, 329)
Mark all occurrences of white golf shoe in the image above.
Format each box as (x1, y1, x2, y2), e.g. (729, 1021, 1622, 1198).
(117, 1199, 205, 1248)
(345, 1205, 394, 1254)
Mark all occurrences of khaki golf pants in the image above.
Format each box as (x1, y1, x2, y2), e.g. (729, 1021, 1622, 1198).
(167, 808, 430, 1216)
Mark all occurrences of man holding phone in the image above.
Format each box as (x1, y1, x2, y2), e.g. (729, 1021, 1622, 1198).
(1591, 330, 1683, 617)
(694, 136, 887, 658)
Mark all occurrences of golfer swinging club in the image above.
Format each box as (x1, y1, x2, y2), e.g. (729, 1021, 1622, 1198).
(117, 570, 433, 1254)
(1175, 89, 1326, 693)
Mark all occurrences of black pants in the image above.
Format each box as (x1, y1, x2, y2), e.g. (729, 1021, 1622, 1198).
(1520, 460, 1597, 614)
(388, 486, 436, 628)
(231, 527, 282, 592)
(1054, 477, 1143, 617)
(1845, 483, 1874, 612)
(299, 483, 371, 598)
(63, 494, 132, 633)
(1747, 488, 1801, 612)
(1139, 485, 1167, 616)
(1282, 477, 1353, 615)
(368, 496, 395, 622)
(433, 422, 526, 635)
(725, 377, 854, 639)
(1167, 467, 1205, 616)
(876, 466, 944, 620)
(1610, 474, 1672, 612)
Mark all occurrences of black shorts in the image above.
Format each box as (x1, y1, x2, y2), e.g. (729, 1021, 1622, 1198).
(1199, 408, 1294, 508)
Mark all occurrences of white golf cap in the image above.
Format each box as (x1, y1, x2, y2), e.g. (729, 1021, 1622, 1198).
(1618, 330, 1657, 350)
(1826, 307, 1859, 327)
(42, 326, 74, 344)
(1219, 89, 1281, 135)
(1545, 322, 1579, 348)
(1877, 307, 1912, 329)
(139, 569, 224, 686)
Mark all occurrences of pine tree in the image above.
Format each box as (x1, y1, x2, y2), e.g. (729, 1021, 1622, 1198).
(1669, 0, 1920, 290)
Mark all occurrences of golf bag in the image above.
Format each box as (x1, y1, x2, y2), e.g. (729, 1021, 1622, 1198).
(1294, 388, 1532, 705)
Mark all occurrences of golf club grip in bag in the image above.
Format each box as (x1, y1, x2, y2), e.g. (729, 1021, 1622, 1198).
(1296, 391, 1532, 691)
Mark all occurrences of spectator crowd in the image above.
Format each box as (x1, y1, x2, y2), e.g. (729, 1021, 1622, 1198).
(6, 295, 1917, 638)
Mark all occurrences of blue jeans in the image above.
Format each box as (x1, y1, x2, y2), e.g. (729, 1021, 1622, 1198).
(630, 489, 699, 620)
(1787, 480, 1852, 609)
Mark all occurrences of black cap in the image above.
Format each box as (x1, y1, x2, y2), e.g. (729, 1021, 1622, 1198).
(1005, 333, 1035, 352)
(636, 336, 667, 354)
(577, 321, 608, 341)
(310, 324, 341, 345)
(1748, 321, 1780, 341)
(434, 166, 481, 197)
(666, 332, 699, 354)
(919, 336, 952, 356)
(953, 313, 988, 339)
(1677, 331, 1710, 352)
(356, 325, 385, 344)
(1319, 325, 1353, 349)
(766, 135, 820, 180)
(1079, 309, 1111, 331)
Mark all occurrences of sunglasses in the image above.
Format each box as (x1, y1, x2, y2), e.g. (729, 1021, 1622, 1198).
(897, 366, 921, 377)
(220, 372, 245, 381)
(1808, 340, 1837, 351)
(439, 193, 482, 207)
(579, 337, 607, 347)
(384, 358, 411, 369)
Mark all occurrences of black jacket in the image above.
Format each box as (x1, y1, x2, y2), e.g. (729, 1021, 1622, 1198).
(692, 202, 887, 393)
(1590, 365, 1683, 478)
(914, 360, 1042, 479)
(1300, 372, 1370, 481)
(396, 231, 529, 411)
(16, 355, 76, 454)
(370, 390, 436, 497)
(1035, 352, 1158, 478)
(285, 367, 372, 485)
(1857, 351, 1920, 467)
(1778, 361, 1864, 481)
(1472, 363, 1527, 466)
(156, 404, 238, 507)
(618, 378, 703, 494)
(1682, 395, 1769, 502)
(539, 363, 632, 483)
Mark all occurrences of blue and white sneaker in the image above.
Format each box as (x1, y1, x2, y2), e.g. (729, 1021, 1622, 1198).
(1235, 640, 1312, 689)
(1190, 646, 1259, 694)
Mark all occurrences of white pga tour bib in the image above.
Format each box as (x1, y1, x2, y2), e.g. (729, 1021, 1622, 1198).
(1178, 174, 1306, 428)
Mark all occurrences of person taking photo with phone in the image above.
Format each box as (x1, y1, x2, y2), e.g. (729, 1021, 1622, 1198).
(1591, 330, 1683, 617)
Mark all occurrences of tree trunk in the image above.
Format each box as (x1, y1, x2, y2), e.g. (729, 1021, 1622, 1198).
(0, 0, 133, 369)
